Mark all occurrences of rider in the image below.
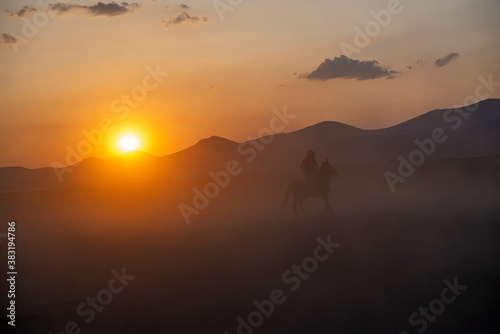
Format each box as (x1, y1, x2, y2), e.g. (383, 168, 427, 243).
(301, 150, 318, 180)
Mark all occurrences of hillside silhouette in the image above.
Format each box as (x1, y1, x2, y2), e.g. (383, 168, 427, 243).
(1, 99, 499, 192)
(0, 100, 500, 333)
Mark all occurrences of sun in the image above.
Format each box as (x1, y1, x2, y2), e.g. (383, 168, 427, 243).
(117, 133, 141, 153)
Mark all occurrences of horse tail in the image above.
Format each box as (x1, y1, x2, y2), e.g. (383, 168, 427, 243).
(282, 183, 292, 207)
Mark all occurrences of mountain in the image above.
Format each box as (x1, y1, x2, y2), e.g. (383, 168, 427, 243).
(163, 135, 239, 169)
(376, 98, 500, 136)
(274, 121, 366, 146)
(242, 99, 500, 170)
(0, 166, 61, 193)
(1, 99, 499, 192)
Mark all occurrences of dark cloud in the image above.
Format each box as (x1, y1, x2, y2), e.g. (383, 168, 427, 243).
(87, 2, 139, 16)
(435, 52, 460, 67)
(50, 2, 139, 17)
(161, 11, 209, 30)
(7, 2, 140, 19)
(0, 33, 20, 45)
(47, 3, 81, 15)
(6, 6, 37, 17)
(303, 55, 398, 81)
(407, 59, 425, 70)
(164, 3, 190, 9)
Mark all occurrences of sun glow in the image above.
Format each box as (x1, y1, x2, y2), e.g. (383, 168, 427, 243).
(117, 133, 141, 153)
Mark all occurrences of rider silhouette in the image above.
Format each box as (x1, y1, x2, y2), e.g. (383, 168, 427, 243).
(301, 150, 318, 179)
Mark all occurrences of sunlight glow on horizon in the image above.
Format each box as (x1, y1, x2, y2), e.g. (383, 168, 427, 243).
(0, 0, 499, 168)
(117, 133, 141, 153)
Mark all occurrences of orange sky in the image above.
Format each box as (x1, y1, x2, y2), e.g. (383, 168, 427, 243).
(0, 0, 499, 168)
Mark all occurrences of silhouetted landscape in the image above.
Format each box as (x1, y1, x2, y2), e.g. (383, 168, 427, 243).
(1, 0, 500, 331)
(1, 99, 499, 333)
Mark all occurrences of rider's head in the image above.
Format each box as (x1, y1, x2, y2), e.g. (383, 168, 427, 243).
(307, 149, 315, 158)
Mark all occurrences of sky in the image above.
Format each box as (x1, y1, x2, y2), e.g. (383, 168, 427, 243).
(0, 0, 499, 168)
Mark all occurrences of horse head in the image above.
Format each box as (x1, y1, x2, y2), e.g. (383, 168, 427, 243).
(319, 159, 338, 178)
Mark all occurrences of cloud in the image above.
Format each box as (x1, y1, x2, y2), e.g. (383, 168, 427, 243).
(407, 59, 425, 70)
(0, 33, 21, 45)
(89, 2, 139, 16)
(50, 2, 140, 17)
(303, 55, 398, 81)
(435, 52, 460, 67)
(6, 2, 140, 19)
(164, 3, 191, 9)
(6, 6, 37, 17)
(161, 11, 209, 30)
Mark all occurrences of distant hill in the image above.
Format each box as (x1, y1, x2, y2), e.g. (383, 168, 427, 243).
(243, 99, 500, 170)
(376, 98, 500, 136)
(1, 99, 499, 192)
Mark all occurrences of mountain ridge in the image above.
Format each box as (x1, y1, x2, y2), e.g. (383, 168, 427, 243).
(1, 98, 499, 192)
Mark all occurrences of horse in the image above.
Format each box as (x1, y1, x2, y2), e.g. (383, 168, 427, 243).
(282, 159, 338, 217)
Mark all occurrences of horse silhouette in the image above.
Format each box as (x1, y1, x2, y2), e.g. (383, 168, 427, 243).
(282, 159, 337, 217)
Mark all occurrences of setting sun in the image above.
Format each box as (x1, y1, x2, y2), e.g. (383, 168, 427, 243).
(118, 133, 141, 153)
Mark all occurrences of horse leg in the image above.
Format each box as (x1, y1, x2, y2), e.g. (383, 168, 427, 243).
(292, 197, 300, 217)
(293, 198, 303, 218)
(299, 198, 306, 217)
(293, 200, 299, 217)
(322, 195, 333, 215)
